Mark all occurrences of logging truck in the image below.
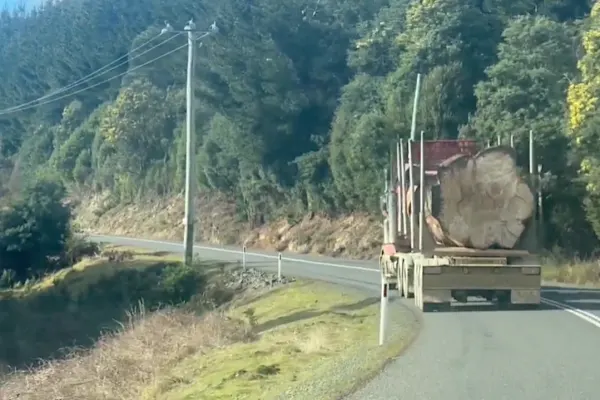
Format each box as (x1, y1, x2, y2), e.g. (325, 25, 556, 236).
(379, 131, 543, 312)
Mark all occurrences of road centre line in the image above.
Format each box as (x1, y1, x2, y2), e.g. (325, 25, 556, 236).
(540, 297, 600, 328)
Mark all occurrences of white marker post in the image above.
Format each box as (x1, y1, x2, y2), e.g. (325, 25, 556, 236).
(379, 275, 389, 346)
(277, 253, 282, 281)
(242, 245, 247, 269)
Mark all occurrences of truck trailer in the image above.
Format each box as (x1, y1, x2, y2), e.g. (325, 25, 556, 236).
(379, 132, 543, 312)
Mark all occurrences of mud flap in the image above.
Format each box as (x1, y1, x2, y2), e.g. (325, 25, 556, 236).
(423, 289, 453, 304)
(417, 288, 453, 312)
(511, 289, 541, 304)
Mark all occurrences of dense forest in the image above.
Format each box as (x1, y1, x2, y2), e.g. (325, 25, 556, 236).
(0, 0, 598, 256)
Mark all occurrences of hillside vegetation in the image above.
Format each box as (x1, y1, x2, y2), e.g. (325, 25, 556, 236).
(0, 0, 599, 260)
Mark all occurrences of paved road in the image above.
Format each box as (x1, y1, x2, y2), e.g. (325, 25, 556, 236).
(91, 235, 600, 400)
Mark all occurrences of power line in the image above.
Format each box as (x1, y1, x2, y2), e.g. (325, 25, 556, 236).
(0, 32, 182, 114)
(0, 41, 189, 116)
(1, 32, 181, 113)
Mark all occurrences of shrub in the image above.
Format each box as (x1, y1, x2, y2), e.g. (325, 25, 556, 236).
(0, 175, 72, 281)
(63, 235, 100, 266)
(158, 263, 205, 305)
(0, 269, 16, 288)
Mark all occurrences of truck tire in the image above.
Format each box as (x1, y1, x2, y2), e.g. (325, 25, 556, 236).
(397, 258, 404, 296)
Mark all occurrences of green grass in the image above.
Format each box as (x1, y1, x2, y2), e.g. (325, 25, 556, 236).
(0, 245, 220, 370)
(147, 282, 380, 399)
(1, 246, 419, 400)
(542, 258, 600, 287)
(139, 280, 418, 400)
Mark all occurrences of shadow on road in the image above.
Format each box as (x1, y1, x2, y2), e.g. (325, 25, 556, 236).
(426, 301, 555, 313)
(411, 286, 600, 313)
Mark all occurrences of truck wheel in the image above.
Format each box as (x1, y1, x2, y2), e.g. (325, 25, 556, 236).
(423, 302, 452, 312)
(402, 261, 410, 298)
(405, 266, 414, 298)
(495, 290, 511, 309)
(452, 290, 468, 303)
(397, 259, 404, 296)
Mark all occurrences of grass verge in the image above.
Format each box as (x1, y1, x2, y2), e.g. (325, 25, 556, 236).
(145, 281, 418, 400)
(1, 246, 420, 400)
(542, 258, 600, 287)
(0, 244, 230, 372)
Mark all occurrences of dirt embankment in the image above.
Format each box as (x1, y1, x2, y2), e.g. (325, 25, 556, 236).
(72, 193, 600, 286)
(73, 192, 382, 260)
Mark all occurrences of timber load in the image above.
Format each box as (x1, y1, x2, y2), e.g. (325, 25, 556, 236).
(419, 146, 535, 250)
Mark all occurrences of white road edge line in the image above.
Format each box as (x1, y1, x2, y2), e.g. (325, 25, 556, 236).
(196, 244, 378, 272)
(90, 235, 378, 272)
(540, 297, 600, 328)
(91, 234, 600, 329)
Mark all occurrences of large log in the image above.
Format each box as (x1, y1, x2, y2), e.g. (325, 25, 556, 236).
(425, 147, 535, 249)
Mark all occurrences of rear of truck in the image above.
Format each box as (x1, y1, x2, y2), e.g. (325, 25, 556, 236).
(381, 134, 543, 311)
(413, 249, 542, 311)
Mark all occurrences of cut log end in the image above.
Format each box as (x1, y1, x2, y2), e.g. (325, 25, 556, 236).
(427, 146, 534, 250)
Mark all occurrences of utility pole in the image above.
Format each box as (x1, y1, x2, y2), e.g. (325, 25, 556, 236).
(183, 19, 197, 267)
(161, 20, 218, 266)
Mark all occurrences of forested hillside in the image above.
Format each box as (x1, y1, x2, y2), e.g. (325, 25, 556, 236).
(0, 0, 598, 256)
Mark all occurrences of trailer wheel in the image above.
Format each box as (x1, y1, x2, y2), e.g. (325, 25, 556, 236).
(422, 302, 452, 312)
(495, 290, 511, 309)
(517, 303, 540, 310)
(402, 257, 413, 298)
(397, 258, 404, 297)
(414, 262, 423, 309)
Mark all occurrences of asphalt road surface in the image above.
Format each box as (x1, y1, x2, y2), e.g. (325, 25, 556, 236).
(91, 235, 600, 400)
